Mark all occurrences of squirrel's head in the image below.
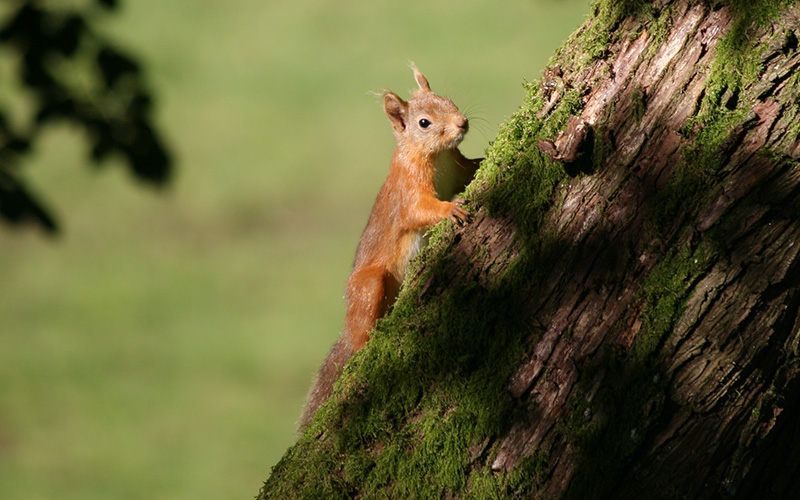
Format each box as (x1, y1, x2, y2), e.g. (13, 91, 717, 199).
(383, 63, 469, 156)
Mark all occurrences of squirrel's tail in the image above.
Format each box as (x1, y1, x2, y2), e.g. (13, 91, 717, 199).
(298, 336, 355, 431)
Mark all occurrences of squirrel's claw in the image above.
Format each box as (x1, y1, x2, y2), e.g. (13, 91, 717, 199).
(450, 198, 472, 225)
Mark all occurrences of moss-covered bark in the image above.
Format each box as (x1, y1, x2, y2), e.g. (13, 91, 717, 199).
(259, 1, 800, 498)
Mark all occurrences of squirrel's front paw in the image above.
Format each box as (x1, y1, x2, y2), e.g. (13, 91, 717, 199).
(448, 198, 472, 225)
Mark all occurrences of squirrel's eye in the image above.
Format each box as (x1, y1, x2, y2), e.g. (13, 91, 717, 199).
(419, 118, 431, 129)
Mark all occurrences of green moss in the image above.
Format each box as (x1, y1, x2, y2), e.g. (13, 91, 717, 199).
(262, 439, 353, 499)
(460, 449, 549, 499)
(686, 0, 796, 149)
(551, 0, 669, 72)
(278, 241, 549, 498)
(506, 450, 550, 497)
(715, 0, 796, 31)
(633, 236, 716, 363)
(562, 394, 599, 447)
(464, 471, 505, 500)
(649, 0, 794, 236)
(477, 83, 582, 238)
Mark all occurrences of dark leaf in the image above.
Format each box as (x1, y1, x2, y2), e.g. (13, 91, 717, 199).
(0, 4, 43, 44)
(22, 52, 56, 89)
(54, 14, 86, 57)
(5, 137, 32, 154)
(89, 126, 115, 163)
(0, 170, 58, 232)
(129, 92, 153, 120)
(126, 123, 172, 184)
(96, 0, 119, 10)
(35, 96, 79, 123)
(97, 46, 140, 88)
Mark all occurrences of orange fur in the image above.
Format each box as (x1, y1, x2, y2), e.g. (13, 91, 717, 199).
(299, 64, 481, 429)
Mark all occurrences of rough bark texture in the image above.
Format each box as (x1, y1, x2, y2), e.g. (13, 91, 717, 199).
(260, 1, 800, 498)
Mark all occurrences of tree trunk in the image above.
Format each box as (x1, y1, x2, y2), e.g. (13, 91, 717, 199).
(259, 1, 800, 498)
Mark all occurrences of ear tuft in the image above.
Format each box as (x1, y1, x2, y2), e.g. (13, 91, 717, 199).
(409, 61, 431, 92)
(383, 91, 408, 134)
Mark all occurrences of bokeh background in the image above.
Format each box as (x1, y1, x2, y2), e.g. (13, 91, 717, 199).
(0, 1, 587, 498)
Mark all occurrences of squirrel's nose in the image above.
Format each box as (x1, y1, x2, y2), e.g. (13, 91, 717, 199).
(457, 116, 469, 132)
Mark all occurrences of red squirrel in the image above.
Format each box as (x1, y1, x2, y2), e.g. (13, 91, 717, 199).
(300, 64, 481, 428)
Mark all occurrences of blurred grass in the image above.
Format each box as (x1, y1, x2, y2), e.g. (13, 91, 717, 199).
(0, 1, 588, 498)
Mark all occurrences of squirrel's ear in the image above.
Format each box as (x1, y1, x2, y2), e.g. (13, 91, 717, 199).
(410, 62, 431, 92)
(383, 92, 408, 134)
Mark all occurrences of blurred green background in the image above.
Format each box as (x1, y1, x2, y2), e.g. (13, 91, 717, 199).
(0, 1, 587, 498)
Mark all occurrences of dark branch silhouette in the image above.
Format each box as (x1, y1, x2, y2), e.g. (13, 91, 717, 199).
(0, 0, 172, 233)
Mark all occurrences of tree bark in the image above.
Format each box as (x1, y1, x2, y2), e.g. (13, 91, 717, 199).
(260, 1, 800, 498)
